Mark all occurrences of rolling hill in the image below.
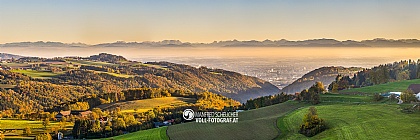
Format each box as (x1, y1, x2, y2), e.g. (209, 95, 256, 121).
(0, 53, 279, 112)
(278, 104, 420, 139)
(281, 67, 362, 94)
(330, 59, 420, 92)
(167, 101, 304, 140)
(106, 91, 420, 140)
(51, 54, 280, 103)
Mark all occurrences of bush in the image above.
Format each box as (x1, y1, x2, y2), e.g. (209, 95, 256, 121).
(299, 107, 327, 137)
(35, 133, 52, 140)
(401, 90, 417, 103)
(373, 93, 384, 101)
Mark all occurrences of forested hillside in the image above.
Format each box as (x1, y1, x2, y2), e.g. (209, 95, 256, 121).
(281, 67, 362, 94)
(329, 59, 420, 92)
(0, 53, 277, 113)
(50, 61, 279, 103)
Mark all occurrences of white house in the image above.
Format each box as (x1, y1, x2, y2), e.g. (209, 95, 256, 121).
(383, 92, 402, 98)
(389, 92, 402, 96)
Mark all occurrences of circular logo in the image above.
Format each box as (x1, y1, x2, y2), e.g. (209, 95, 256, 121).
(183, 109, 194, 120)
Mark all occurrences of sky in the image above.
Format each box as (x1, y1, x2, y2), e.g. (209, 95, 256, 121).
(0, 0, 419, 44)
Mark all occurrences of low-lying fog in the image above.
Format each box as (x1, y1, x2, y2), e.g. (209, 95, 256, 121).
(3, 47, 420, 89)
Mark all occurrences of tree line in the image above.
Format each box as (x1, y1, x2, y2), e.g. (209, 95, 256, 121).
(329, 59, 420, 91)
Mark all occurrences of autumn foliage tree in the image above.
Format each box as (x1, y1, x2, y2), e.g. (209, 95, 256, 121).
(42, 118, 50, 129)
(35, 133, 52, 140)
(401, 90, 417, 103)
(299, 82, 324, 104)
(299, 107, 327, 137)
(23, 126, 31, 136)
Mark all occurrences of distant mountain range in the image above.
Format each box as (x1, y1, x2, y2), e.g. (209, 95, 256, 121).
(2, 38, 420, 47)
(281, 66, 363, 94)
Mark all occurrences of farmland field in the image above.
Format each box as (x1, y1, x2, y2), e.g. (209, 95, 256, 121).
(96, 97, 196, 113)
(0, 119, 61, 129)
(0, 119, 73, 139)
(277, 104, 420, 140)
(0, 84, 15, 89)
(167, 101, 305, 140)
(103, 126, 168, 140)
(141, 64, 168, 70)
(10, 69, 61, 79)
(340, 79, 420, 94)
(0, 63, 30, 68)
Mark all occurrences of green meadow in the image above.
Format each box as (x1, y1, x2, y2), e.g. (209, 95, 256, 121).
(103, 126, 168, 140)
(277, 104, 420, 140)
(167, 101, 305, 140)
(97, 97, 196, 113)
(10, 69, 60, 79)
(340, 79, 420, 94)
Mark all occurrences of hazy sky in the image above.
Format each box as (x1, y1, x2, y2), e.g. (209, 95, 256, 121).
(1, 0, 419, 44)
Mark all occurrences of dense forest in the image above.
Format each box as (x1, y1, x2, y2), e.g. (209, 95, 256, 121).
(329, 59, 420, 91)
(89, 53, 128, 63)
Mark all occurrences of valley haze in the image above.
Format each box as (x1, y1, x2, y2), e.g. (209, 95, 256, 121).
(3, 39, 420, 90)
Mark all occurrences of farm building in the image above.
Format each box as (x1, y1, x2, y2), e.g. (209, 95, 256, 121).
(408, 84, 420, 94)
(68, 110, 92, 118)
(154, 119, 174, 128)
(55, 110, 71, 121)
(407, 84, 420, 101)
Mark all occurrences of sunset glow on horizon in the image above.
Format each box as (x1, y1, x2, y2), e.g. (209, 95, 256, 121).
(1, 0, 420, 44)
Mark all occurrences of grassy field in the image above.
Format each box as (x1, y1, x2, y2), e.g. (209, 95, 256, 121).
(96, 97, 196, 113)
(277, 104, 420, 140)
(340, 79, 420, 94)
(0, 119, 73, 139)
(10, 69, 61, 79)
(0, 63, 30, 68)
(141, 64, 168, 70)
(103, 126, 168, 140)
(0, 119, 60, 129)
(320, 93, 373, 103)
(0, 84, 16, 89)
(167, 101, 305, 140)
(67, 60, 119, 66)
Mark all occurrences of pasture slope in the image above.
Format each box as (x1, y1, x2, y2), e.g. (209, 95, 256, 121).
(167, 101, 304, 140)
(98, 92, 419, 140)
(96, 97, 196, 113)
(340, 79, 420, 94)
(277, 104, 420, 140)
(0, 119, 73, 139)
(102, 126, 168, 140)
(10, 69, 60, 79)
